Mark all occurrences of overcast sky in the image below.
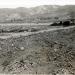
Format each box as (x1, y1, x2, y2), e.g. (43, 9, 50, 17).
(0, 0, 75, 8)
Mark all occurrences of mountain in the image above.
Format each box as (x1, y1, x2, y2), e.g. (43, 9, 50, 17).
(0, 5, 75, 23)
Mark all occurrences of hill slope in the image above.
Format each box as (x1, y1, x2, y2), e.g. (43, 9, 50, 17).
(0, 5, 75, 22)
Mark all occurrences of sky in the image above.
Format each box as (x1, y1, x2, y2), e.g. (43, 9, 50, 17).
(0, 0, 75, 8)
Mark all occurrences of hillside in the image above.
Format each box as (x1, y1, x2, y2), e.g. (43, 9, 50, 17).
(0, 5, 75, 23)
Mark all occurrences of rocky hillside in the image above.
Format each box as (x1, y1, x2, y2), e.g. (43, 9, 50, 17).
(0, 26, 75, 74)
(0, 5, 75, 22)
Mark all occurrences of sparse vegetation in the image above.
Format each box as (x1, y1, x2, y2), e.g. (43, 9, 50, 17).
(0, 25, 74, 74)
(0, 5, 75, 75)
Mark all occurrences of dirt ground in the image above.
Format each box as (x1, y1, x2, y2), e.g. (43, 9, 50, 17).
(0, 24, 74, 75)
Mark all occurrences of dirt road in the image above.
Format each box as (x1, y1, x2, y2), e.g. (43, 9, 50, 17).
(0, 26, 74, 39)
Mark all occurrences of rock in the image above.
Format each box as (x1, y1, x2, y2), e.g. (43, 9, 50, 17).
(12, 44, 14, 46)
(20, 47, 24, 50)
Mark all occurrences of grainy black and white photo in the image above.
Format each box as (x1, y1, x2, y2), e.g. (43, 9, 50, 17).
(0, 0, 75, 75)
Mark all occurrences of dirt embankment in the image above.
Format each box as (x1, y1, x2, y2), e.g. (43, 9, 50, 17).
(0, 26, 75, 74)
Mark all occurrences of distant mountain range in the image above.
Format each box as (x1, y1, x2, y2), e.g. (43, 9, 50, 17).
(0, 5, 75, 23)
